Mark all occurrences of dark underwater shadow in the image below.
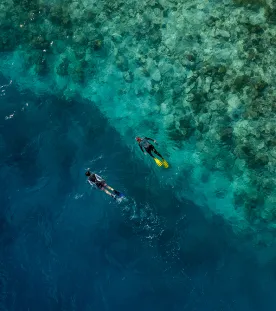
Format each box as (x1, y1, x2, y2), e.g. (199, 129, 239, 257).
(1, 74, 276, 311)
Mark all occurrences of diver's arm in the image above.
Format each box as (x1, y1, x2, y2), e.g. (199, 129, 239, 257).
(88, 180, 96, 188)
(145, 137, 157, 144)
(95, 174, 105, 183)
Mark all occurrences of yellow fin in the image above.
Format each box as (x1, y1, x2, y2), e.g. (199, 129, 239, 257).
(153, 158, 163, 167)
(162, 159, 169, 168)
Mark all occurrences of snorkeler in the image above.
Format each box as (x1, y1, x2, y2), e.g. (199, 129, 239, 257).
(85, 171, 124, 200)
(135, 137, 169, 168)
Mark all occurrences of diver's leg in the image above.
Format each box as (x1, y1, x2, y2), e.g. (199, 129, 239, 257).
(146, 146, 155, 158)
(152, 147, 163, 159)
(106, 185, 121, 196)
(106, 184, 114, 191)
(102, 188, 115, 198)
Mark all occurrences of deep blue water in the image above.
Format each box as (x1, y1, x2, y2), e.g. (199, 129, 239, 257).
(1, 74, 276, 311)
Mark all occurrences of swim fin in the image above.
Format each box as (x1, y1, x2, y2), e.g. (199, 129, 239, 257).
(162, 159, 169, 168)
(153, 157, 163, 167)
(114, 189, 125, 198)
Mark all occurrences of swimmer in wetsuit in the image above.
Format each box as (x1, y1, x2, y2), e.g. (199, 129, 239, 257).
(136, 137, 163, 158)
(85, 171, 122, 199)
(135, 137, 169, 168)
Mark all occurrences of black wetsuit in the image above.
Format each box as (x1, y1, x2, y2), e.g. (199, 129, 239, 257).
(88, 174, 106, 189)
(138, 137, 163, 158)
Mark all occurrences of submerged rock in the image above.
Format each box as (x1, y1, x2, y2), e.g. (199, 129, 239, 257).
(233, 75, 250, 91)
(116, 55, 129, 72)
(233, 0, 267, 6)
(56, 58, 70, 76)
(266, 6, 276, 24)
(219, 126, 233, 145)
(123, 71, 134, 83)
(248, 153, 269, 169)
(93, 39, 102, 51)
(151, 69, 161, 82)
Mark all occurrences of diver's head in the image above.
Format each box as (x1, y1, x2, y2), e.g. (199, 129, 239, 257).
(135, 137, 142, 142)
(85, 170, 91, 177)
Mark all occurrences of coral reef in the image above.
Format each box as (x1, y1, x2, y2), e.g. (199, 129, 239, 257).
(1, 0, 276, 242)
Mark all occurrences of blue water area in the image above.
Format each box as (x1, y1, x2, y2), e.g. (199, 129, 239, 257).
(1, 74, 276, 311)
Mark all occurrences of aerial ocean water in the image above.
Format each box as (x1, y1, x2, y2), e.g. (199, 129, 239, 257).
(1, 74, 276, 311)
(2, 0, 276, 310)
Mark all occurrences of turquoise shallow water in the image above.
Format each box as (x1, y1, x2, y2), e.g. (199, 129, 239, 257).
(1, 74, 276, 310)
